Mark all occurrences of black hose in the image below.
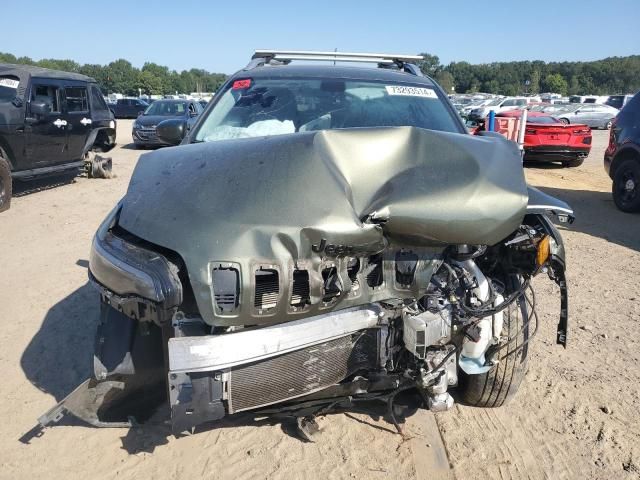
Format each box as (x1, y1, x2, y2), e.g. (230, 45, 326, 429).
(487, 286, 539, 361)
(430, 346, 457, 373)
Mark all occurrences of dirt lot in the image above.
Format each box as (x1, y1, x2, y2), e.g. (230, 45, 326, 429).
(1, 122, 638, 480)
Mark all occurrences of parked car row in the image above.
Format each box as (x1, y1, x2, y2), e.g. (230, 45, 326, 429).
(454, 91, 636, 131)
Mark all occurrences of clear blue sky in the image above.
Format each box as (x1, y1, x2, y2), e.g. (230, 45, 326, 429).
(4, 0, 638, 74)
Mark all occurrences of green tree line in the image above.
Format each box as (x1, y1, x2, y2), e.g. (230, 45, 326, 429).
(2, 51, 638, 97)
(0, 52, 227, 96)
(417, 53, 639, 96)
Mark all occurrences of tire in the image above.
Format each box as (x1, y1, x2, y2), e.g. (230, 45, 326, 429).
(604, 120, 612, 130)
(612, 159, 640, 212)
(458, 276, 529, 408)
(559, 118, 570, 125)
(0, 155, 12, 213)
(563, 157, 585, 168)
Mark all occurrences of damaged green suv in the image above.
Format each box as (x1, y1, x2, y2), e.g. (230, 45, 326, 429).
(39, 51, 573, 437)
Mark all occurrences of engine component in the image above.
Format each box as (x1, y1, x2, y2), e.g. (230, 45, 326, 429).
(418, 346, 457, 412)
(459, 291, 505, 374)
(403, 309, 451, 359)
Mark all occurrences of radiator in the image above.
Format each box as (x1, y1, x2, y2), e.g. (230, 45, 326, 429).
(227, 329, 378, 413)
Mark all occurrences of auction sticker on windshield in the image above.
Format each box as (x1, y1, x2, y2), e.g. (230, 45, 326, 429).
(0, 78, 19, 89)
(385, 86, 437, 98)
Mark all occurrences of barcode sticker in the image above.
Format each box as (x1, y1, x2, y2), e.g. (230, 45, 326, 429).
(0, 78, 19, 89)
(385, 85, 437, 98)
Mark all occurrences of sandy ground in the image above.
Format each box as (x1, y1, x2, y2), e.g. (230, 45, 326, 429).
(1, 122, 638, 480)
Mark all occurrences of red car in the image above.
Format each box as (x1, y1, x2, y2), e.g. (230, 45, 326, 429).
(497, 110, 592, 167)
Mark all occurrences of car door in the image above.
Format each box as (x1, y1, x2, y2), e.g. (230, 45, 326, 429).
(592, 105, 614, 128)
(573, 106, 593, 126)
(62, 83, 92, 160)
(134, 100, 147, 117)
(25, 78, 70, 168)
(128, 99, 135, 118)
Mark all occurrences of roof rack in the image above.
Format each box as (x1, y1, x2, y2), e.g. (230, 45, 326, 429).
(246, 50, 425, 75)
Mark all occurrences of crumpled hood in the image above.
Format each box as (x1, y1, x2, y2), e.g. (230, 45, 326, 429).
(118, 126, 528, 326)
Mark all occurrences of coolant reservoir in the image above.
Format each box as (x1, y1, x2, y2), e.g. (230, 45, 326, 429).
(459, 294, 504, 374)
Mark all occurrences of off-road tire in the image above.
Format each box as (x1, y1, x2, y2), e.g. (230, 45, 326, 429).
(563, 157, 585, 168)
(612, 159, 640, 213)
(0, 155, 12, 213)
(458, 275, 529, 407)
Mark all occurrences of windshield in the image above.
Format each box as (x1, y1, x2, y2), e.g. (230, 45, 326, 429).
(144, 101, 187, 116)
(194, 78, 461, 142)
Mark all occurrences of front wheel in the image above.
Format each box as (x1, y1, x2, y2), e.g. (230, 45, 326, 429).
(0, 155, 12, 213)
(559, 118, 570, 125)
(604, 120, 612, 130)
(612, 159, 640, 212)
(458, 276, 530, 407)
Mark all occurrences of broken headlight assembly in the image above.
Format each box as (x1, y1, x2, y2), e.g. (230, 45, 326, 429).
(88, 205, 183, 323)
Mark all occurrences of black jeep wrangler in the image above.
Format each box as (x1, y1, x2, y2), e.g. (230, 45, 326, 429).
(0, 64, 117, 212)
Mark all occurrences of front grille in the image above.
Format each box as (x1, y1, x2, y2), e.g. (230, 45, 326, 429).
(290, 269, 310, 307)
(212, 266, 240, 313)
(366, 254, 383, 287)
(227, 329, 379, 413)
(255, 268, 279, 310)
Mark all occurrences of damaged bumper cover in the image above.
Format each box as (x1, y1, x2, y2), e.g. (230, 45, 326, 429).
(39, 304, 168, 429)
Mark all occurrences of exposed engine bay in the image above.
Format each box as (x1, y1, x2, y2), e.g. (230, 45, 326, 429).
(37, 127, 573, 435)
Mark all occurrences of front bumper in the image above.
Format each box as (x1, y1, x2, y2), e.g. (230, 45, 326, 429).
(132, 128, 167, 146)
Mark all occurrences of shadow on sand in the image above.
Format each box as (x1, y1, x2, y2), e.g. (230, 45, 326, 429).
(532, 185, 640, 252)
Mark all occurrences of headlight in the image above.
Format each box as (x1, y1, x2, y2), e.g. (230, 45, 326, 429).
(133, 121, 142, 129)
(89, 206, 182, 306)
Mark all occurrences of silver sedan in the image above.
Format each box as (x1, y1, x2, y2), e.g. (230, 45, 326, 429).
(555, 104, 619, 129)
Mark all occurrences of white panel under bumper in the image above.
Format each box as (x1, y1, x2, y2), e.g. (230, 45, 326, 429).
(168, 306, 382, 374)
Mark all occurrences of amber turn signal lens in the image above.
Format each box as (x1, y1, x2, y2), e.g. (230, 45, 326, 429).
(536, 235, 550, 267)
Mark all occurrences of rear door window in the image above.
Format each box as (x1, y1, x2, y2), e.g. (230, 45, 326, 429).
(0, 75, 20, 102)
(31, 84, 61, 113)
(65, 87, 89, 112)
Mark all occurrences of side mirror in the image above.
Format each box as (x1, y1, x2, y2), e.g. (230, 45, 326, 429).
(30, 101, 49, 116)
(156, 118, 186, 146)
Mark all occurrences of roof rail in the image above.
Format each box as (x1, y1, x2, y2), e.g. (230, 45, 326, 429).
(246, 50, 424, 75)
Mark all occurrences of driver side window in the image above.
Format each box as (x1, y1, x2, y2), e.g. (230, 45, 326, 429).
(31, 84, 60, 113)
